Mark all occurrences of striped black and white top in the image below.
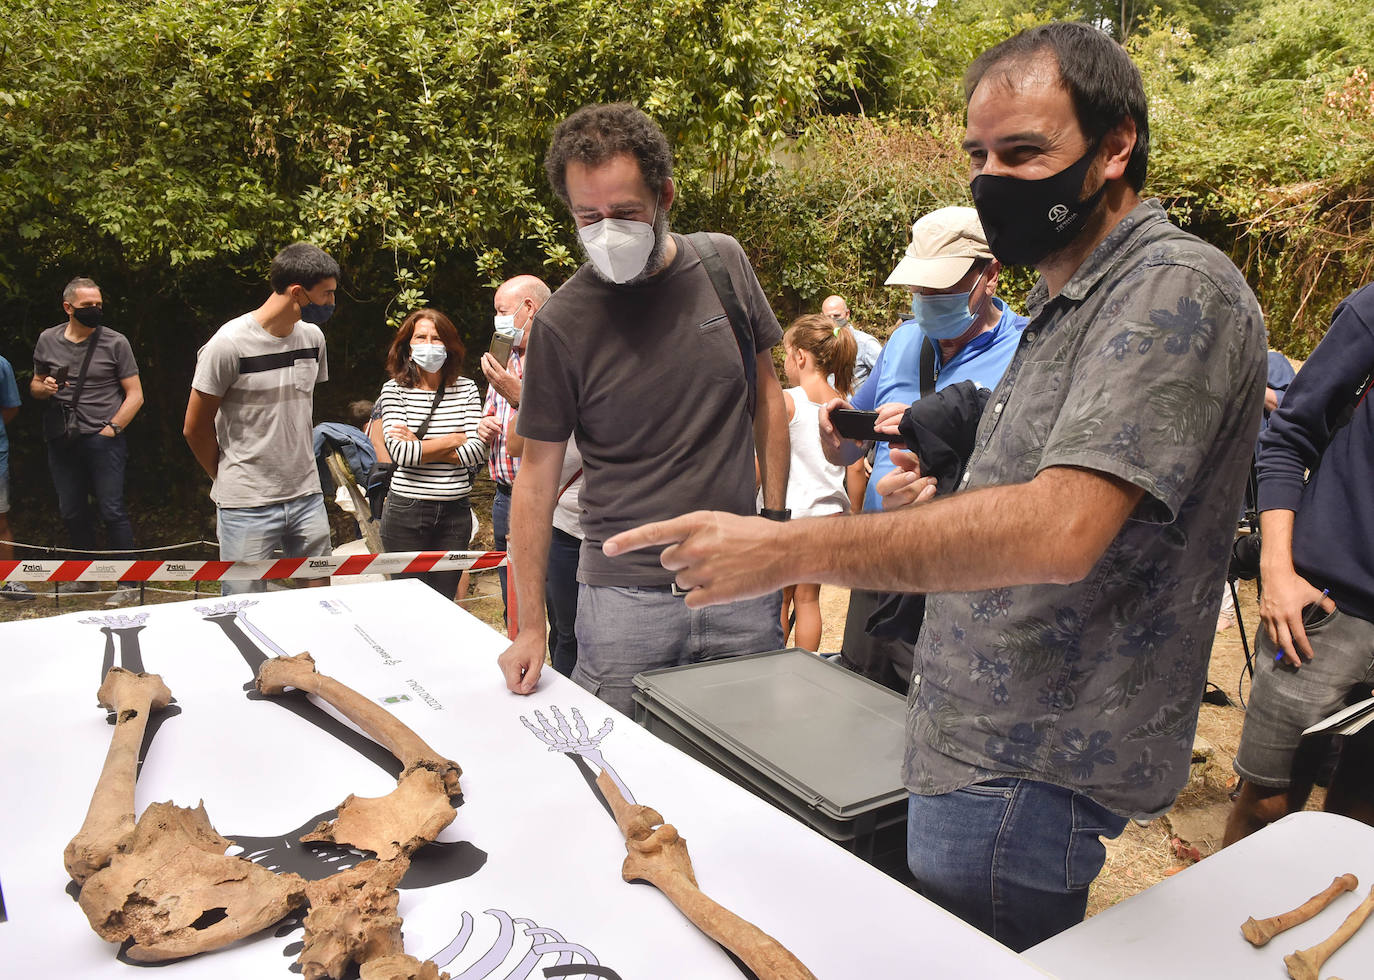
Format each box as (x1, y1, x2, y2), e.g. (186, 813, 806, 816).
(376, 378, 489, 500)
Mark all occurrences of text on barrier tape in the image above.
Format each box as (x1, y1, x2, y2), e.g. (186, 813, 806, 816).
(0, 550, 507, 582)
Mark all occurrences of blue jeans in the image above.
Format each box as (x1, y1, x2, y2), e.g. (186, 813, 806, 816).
(491, 483, 511, 622)
(380, 494, 472, 600)
(906, 778, 1128, 952)
(573, 584, 784, 716)
(545, 527, 581, 677)
(217, 494, 331, 596)
(46, 432, 135, 561)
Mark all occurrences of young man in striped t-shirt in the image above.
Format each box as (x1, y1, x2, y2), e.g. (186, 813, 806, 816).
(184, 243, 337, 595)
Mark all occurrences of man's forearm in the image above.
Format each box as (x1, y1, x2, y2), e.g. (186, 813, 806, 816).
(784, 467, 1143, 594)
(110, 393, 143, 429)
(185, 428, 220, 480)
(754, 372, 790, 510)
(509, 470, 557, 640)
(1258, 509, 1297, 579)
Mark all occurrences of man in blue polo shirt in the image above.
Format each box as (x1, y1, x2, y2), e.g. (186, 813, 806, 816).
(835, 206, 1026, 691)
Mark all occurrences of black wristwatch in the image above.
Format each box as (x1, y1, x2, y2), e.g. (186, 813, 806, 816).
(106, 420, 123, 435)
(760, 508, 791, 522)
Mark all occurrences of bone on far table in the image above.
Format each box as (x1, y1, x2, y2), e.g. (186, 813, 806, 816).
(1025, 810, 1374, 980)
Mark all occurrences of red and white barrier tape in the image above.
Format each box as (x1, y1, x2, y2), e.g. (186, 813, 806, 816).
(0, 550, 506, 583)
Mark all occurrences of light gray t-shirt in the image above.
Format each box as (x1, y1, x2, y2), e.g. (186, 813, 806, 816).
(192, 313, 328, 508)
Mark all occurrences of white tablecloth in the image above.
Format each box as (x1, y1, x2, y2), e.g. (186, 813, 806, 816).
(0, 579, 1046, 978)
(1026, 809, 1374, 979)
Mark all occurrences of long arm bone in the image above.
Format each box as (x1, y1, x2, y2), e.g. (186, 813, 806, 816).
(1242, 874, 1359, 946)
(595, 771, 816, 980)
(64, 668, 173, 884)
(255, 652, 462, 796)
(1285, 884, 1374, 980)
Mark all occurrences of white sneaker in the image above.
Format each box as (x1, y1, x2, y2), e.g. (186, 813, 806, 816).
(0, 581, 36, 601)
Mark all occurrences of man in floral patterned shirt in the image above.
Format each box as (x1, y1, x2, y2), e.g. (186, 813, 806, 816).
(606, 23, 1266, 950)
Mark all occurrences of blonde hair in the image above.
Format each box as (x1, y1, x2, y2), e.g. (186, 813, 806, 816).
(784, 313, 858, 397)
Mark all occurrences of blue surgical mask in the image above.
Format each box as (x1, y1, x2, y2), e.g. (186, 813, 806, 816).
(910, 269, 988, 341)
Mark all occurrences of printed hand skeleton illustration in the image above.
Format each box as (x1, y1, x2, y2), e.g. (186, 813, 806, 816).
(520, 705, 816, 980)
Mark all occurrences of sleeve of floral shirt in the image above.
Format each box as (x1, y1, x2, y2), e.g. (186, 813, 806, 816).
(1036, 262, 1263, 526)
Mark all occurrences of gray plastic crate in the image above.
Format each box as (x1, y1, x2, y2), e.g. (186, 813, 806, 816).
(632, 648, 909, 866)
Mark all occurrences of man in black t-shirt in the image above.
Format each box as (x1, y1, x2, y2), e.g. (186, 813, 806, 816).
(30, 277, 144, 605)
(496, 103, 791, 714)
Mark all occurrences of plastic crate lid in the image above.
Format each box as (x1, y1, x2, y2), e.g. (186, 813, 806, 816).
(634, 648, 907, 818)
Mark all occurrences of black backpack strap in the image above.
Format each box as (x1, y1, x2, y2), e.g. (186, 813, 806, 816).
(414, 384, 446, 439)
(66, 324, 104, 424)
(687, 232, 757, 417)
(919, 336, 937, 398)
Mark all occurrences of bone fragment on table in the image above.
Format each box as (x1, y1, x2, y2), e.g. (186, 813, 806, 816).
(63, 667, 174, 884)
(595, 770, 817, 980)
(303, 767, 456, 861)
(297, 856, 448, 980)
(1284, 884, 1374, 980)
(77, 801, 307, 961)
(255, 652, 462, 796)
(1242, 873, 1359, 946)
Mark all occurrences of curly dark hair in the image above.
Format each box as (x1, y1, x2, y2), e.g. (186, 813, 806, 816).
(385, 308, 466, 389)
(544, 103, 674, 205)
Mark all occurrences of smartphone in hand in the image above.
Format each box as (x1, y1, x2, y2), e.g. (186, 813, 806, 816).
(488, 332, 514, 366)
(830, 408, 888, 442)
(54, 365, 70, 386)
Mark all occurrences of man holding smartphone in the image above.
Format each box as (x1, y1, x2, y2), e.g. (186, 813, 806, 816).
(479, 274, 550, 622)
(829, 207, 1026, 693)
(31, 277, 144, 605)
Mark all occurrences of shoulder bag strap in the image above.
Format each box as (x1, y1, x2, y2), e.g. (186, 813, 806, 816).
(67, 325, 104, 420)
(919, 336, 937, 398)
(414, 384, 446, 440)
(687, 232, 757, 417)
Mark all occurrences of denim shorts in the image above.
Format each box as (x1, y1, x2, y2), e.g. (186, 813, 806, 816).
(0, 456, 9, 514)
(1234, 607, 1374, 787)
(217, 493, 331, 596)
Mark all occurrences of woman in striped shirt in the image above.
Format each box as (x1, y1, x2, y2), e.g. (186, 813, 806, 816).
(375, 308, 489, 599)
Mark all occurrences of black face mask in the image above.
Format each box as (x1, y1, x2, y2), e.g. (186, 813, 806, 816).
(300, 302, 335, 325)
(71, 305, 103, 329)
(969, 139, 1106, 267)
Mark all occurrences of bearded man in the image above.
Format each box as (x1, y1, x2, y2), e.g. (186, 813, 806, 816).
(495, 102, 790, 715)
(601, 24, 1267, 951)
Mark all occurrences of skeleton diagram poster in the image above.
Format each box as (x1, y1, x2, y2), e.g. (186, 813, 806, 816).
(0, 579, 1046, 978)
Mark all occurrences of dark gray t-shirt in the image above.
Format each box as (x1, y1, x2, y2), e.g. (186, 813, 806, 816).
(32, 324, 139, 434)
(517, 233, 782, 585)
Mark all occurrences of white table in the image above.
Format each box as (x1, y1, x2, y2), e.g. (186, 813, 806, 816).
(0, 579, 1047, 978)
(1026, 810, 1374, 979)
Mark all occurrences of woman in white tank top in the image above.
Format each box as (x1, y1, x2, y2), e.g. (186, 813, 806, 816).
(776, 314, 857, 650)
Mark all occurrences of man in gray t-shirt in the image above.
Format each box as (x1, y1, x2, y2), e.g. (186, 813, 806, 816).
(30, 277, 144, 604)
(184, 243, 338, 595)
(497, 103, 792, 715)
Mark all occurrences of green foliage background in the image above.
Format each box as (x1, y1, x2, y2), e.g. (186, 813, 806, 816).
(1, 0, 1371, 537)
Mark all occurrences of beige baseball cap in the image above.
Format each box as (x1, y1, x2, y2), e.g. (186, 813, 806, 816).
(885, 206, 993, 289)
